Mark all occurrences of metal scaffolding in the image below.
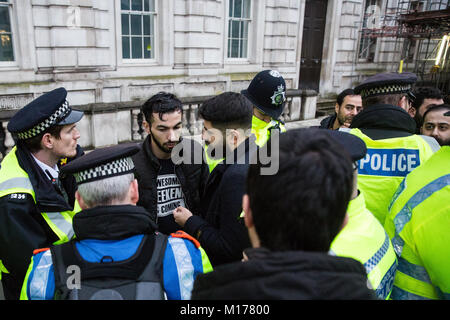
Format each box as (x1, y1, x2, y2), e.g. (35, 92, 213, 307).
(358, 0, 450, 93)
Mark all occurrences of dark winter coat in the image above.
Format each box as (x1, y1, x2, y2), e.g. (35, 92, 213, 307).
(192, 247, 378, 300)
(132, 136, 209, 230)
(183, 136, 257, 266)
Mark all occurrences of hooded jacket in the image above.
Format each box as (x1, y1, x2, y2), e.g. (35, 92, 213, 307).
(192, 247, 377, 300)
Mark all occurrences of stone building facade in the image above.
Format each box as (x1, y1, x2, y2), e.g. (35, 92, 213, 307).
(0, 0, 442, 150)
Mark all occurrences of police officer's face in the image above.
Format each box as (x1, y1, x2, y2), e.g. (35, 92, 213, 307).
(52, 124, 80, 158)
(147, 111, 182, 155)
(421, 109, 450, 146)
(336, 95, 363, 127)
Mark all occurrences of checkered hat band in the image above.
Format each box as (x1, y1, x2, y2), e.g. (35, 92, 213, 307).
(74, 157, 135, 185)
(361, 84, 412, 99)
(16, 100, 71, 140)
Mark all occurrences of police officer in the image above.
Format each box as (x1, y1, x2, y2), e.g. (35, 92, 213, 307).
(242, 69, 287, 147)
(343, 72, 440, 225)
(20, 143, 212, 300)
(327, 130, 397, 300)
(385, 112, 450, 299)
(0, 87, 84, 300)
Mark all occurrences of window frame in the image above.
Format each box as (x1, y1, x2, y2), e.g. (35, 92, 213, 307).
(119, 0, 158, 64)
(0, 0, 18, 67)
(226, 0, 252, 62)
(357, 0, 381, 63)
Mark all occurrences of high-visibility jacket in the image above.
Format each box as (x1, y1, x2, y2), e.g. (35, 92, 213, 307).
(330, 191, 397, 299)
(0, 147, 80, 276)
(385, 146, 450, 300)
(204, 144, 224, 173)
(251, 115, 286, 147)
(344, 128, 439, 225)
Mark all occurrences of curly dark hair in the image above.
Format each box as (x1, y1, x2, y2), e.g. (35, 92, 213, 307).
(141, 92, 183, 123)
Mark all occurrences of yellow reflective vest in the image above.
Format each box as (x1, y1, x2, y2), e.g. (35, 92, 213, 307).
(331, 191, 397, 299)
(344, 128, 439, 225)
(0, 147, 80, 276)
(385, 146, 450, 300)
(251, 115, 286, 148)
(204, 144, 224, 173)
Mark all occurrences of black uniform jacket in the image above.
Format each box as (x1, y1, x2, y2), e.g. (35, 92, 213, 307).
(192, 247, 378, 300)
(0, 143, 82, 300)
(350, 103, 417, 140)
(183, 136, 257, 267)
(319, 113, 337, 129)
(132, 136, 209, 228)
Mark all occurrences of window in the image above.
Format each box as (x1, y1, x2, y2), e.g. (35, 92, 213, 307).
(358, 0, 379, 62)
(227, 0, 251, 58)
(121, 0, 155, 60)
(0, 0, 14, 62)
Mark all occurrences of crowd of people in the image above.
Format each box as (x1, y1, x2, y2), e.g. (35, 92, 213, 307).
(0, 69, 448, 300)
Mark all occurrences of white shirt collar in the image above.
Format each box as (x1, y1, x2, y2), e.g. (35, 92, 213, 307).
(31, 154, 59, 180)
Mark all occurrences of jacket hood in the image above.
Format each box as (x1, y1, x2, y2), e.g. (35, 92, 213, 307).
(192, 247, 377, 300)
(350, 104, 416, 134)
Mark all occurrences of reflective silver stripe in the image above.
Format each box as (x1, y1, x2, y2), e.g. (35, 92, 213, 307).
(419, 135, 441, 153)
(393, 174, 450, 253)
(0, 177, 33, 192)
(397, 257, 432, 284)
(168, 237, 194, 300)
(29, 250, 52, 300)
(391, 285, 432, 300)
(46, 212, 74, 240)
(338, 127, 351, 133)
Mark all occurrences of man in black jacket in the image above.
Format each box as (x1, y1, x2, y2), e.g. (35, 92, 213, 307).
(173, 92, 255, 266)
(319, 88, 362, 130)
(132, 92, 209, 235)
(191, 128, 377, 300)
(0, 87, 84, 300)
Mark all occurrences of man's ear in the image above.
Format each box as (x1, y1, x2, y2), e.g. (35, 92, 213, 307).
(334, 102, 340, 114)
(142, 120, 151, 135)
(242, 194, 253, 228)
(41, 133, 54, 150)
(75, 191, 88, 210)
(398, 96, 409, 112)
(129, 179, 139, 205)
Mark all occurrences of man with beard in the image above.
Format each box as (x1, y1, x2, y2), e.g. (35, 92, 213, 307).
(410, 86, 444, 133)
(319, 89, 363, 130)
(132, 92, 209, 235)
(173, 92, 255, 267)
(420, 104, 450, 147)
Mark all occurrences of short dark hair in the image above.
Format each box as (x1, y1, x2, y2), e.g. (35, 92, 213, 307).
(411, 87, 443, 110)
(18, 125, 64, 153)
(422, 103, 450, 121)
(141, 92, 183, 123)
(362, 93, 404, 108)
(246, 128, 354, 252)
(337, 88, 356, 106)
(199, 92, 252, 131)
